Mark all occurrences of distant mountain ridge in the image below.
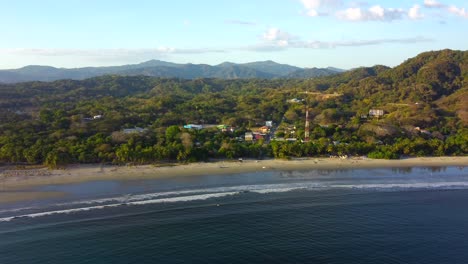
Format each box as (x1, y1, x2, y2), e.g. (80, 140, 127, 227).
(0, 60, 344, 83)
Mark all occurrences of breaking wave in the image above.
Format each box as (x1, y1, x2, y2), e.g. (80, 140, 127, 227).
(2, 180, 468, 222)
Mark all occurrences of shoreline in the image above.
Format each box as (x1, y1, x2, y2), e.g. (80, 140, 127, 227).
(0, 156, 467, 204)
(1, 156, 467, 191)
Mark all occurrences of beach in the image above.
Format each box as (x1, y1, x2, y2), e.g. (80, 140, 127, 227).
(0, 156, 467, 203)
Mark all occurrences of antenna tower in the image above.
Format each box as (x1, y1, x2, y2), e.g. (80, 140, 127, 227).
(304, 101, 310, 142)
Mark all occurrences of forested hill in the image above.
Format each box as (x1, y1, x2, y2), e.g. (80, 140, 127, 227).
(0, 49, 466, 166)
(0, 60, 343, 83)
(329, 49, 467, 125)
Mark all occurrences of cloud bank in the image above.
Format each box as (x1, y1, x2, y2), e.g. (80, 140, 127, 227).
(251, 27, 432, 51)
(336, 5, 405, 21)
(300, 0, 468, 20)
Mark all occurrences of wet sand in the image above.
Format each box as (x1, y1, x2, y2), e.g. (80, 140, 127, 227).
(0, 191, 65, 204)
(0, 156, 467, 203)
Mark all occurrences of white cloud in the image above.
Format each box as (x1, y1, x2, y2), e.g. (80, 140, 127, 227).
(348, 1, 369, 8)
(337, 8, 362, 21)
(409, 5, 424, 20)
(249, 36, 432, 52)
(424, 0, 445, 8)
(261, 28, 297, 47)
(1, 30, 433, 67)
(331, 37, 432, 47)
(306, 9, 319, 17)
(369, 5, 385, 17)
(299, 0, 319, 17)
(448, 5, 468, 18)
(2, 47, 226, 59)
(299, 0, 467, 21)
(424, 0, 468, 18)
(225, 20, 256, 26)
(423, 1, 467, 19)
(337, 5, 405, 21)
(300, 0, 321, 9)
(300, 0, 342, 16)
(251, 27, 432, 51)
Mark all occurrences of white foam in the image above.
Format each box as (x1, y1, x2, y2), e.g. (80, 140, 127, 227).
(251, 187, 306, 194)
(59, 183, 312, 206)
(0, 191, 239, 222)
(128, 192, 239, 205)
(0, 204, 114, 222)
(333, 181, 468, 190)
(3, 180, 468, 222)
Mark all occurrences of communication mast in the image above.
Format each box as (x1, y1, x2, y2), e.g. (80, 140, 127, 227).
(304, 101, 310, 142)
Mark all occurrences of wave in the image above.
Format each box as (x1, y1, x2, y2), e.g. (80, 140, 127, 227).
(0, 192, 239, 222)
(334, 181, 468, 190)
(3, 180, 468, 222)
(56, 183, 315, 206)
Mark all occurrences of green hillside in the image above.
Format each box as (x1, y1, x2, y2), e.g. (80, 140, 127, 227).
(0, 50, 466, 167)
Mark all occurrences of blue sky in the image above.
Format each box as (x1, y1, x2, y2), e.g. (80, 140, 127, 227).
(0, 0, 467, 69)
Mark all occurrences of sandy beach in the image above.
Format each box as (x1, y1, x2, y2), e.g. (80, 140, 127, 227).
(1, 156, 467, 203)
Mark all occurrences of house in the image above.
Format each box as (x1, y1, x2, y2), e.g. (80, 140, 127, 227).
(259, 126, 270, 133)
(217, 124, 228, 132)
(369, 109, 384, 117)
(253, 132, 266, 140)
(217, 124, 234, 132)
(123, 127, 147, 134)
(245, 131, 267, 141)
(265, 121, 273, 127)
(245, 132, 254, 141)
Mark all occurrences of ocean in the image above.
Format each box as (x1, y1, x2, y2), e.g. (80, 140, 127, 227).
(1, 166, 468, 263)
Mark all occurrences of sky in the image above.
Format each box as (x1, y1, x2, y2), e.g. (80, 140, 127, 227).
(0, 0, 467, 69)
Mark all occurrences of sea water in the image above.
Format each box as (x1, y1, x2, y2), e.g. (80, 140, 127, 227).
(0, 167, 467, 263)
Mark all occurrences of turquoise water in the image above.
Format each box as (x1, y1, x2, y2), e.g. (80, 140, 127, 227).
(0, 167, 467, 263)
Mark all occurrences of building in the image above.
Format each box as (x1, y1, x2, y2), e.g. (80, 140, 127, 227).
(245, 132, 253, 141)
(259, 126, 270, 133)
(369, 109, 384, 117)
(217, 124, 235, 132)
(253, 133, 266, 140)
(265, 121, 273, 127)
(245, 131, 267, 141)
